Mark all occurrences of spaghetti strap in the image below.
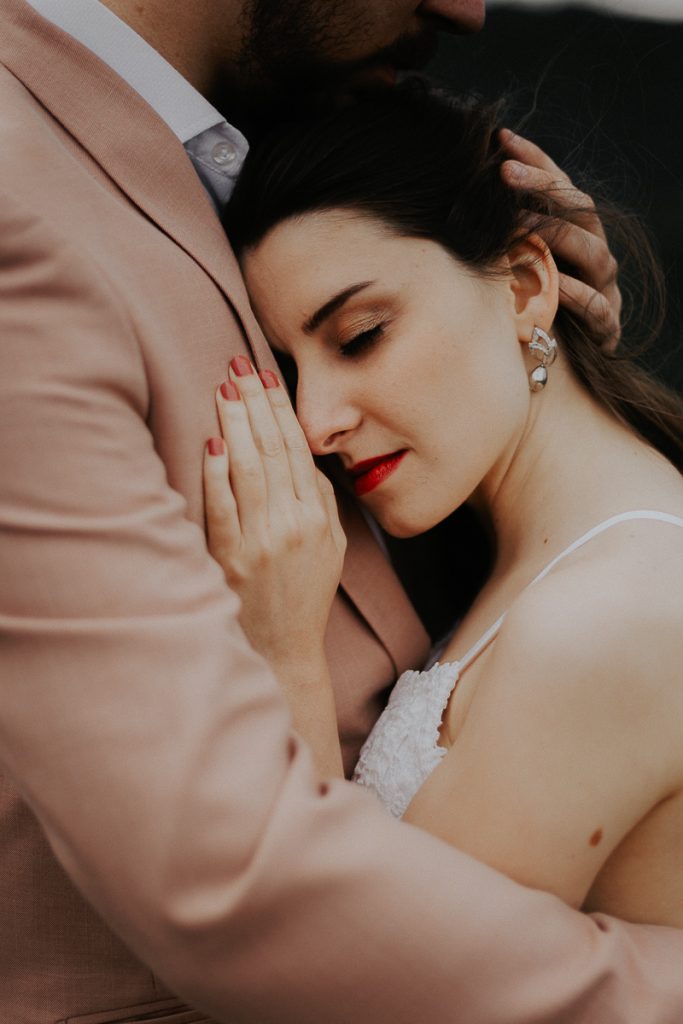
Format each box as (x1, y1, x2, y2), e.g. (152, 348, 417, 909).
(457, 509, 683, 674)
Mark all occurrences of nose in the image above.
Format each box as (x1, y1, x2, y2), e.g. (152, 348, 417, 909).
(295, 374, 361, 457)
(417, 0, 485, 33)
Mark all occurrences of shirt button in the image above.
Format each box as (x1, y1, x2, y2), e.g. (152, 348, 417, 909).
(211, 140, 238, 167)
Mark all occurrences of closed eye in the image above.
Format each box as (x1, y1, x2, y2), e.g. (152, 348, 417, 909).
(339, 323, 385, 358)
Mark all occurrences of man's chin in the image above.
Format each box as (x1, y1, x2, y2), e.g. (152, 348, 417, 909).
(335, 27, 438, 96)
(366, 25, 439, 78)
(214, 28, 438, 137)
(216, 68, 386, 139)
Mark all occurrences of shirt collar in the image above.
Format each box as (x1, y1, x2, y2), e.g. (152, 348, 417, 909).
(24, 0, 227, 144)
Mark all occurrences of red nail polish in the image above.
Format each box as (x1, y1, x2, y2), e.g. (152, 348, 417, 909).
(207, 437, 224, 456)
(259, 369, 280, 389)
(230, 355, 254, 377)
(220, 380, 240, 401)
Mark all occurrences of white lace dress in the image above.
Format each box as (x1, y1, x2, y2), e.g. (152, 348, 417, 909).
(353, 510, 683, 818)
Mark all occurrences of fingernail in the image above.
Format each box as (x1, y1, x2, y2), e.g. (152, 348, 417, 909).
(207, 437, 224, 456)
(259, 369, 280, 389)
(230, 355, 254, 377)
(220, 380, 240, 401)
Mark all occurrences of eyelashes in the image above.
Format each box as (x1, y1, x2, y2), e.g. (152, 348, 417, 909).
(339, 323, 385, 358)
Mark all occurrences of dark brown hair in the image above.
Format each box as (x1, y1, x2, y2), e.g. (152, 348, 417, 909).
(225, 81, 683, 471)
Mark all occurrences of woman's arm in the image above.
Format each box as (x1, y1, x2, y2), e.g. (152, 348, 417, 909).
(201, 360, 682, 916)
(203, 358, 346, 778)
(404, 561, 683, 910)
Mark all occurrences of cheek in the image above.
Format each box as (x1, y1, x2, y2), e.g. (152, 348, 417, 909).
(347, 1, 416, 36)
(431, 355, 530, 508)
(395, 353, 529, 526)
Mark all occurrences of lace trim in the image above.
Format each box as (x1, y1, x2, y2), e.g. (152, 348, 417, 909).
(353, 661, 460, 818)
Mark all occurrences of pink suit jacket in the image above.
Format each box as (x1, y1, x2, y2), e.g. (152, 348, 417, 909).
(0, 2, 681, 1022)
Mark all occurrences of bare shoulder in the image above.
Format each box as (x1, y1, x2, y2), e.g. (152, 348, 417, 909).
(409, 516, 683, 907)
(479, 517, 683, 784)
(502, 515, 683, 666)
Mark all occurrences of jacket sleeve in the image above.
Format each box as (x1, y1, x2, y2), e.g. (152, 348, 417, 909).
(1, 196, 681, 1024)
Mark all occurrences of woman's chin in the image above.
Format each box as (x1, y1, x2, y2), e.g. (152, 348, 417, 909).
(374, 498, 467, 540)
(374, 509, 439, 540)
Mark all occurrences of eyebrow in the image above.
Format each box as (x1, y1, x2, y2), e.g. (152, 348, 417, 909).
(303, 281, 375, 335)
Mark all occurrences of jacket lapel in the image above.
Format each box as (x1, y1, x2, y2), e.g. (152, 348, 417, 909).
(338, 494, 431, 676)
(0, 0, 431, 676)
(0, 0, 275, 370)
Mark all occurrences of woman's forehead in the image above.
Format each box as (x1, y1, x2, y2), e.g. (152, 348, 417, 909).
(243, 208, 447, 298)
(243, 211, 396, 315)
(242, 212, 480, 349)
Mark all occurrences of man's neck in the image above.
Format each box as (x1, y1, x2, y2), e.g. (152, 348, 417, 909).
(98, 0, 241, 97)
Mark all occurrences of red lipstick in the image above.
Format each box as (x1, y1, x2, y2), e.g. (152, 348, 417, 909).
(348, 450, 407, 497)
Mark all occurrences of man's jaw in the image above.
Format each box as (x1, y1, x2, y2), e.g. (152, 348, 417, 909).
(351, 25, 440, 84)
(211, 25, 438, 137)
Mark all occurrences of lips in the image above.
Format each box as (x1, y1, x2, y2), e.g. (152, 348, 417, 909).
(368, 64, 398, 86)
(348, 450, 407, 497)
(350, 28, 437, 92)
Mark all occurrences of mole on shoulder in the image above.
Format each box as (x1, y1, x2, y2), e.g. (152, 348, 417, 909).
(589, 828, 603, 847)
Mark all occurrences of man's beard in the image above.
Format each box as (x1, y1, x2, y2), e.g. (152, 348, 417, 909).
(212, 0, 438, 140)
(240, 0, 360, 87)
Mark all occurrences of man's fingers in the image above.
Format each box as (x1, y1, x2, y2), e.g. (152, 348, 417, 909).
(501, 128, 622, 347)
(535, 219, 619, 295)
(500, 129, 607, 236)
(558, 273, 621, 350)
(500, 127, 567, 180)
(502, 158, 606, 238)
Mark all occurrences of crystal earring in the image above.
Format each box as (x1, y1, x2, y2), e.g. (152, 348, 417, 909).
(528, 326, 558, 392)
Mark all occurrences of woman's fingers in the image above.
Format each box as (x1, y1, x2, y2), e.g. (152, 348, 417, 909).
(260, 370, 322, 503)
(205, 357, 345, 668)
(203, 436, 242, 572)
(215, 375, 269, 536)
(226, 357, 296, 519)
(217, 358, 326, 552)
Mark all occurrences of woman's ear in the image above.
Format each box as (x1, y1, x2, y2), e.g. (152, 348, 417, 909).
(506, 234, 559, 343)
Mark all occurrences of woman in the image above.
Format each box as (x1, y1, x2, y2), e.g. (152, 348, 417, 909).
(203, 85, 683, 927)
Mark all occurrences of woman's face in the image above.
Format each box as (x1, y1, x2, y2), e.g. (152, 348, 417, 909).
(242, 210, 534, 537)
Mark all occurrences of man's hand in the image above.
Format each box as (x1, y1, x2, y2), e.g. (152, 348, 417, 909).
(500, 128, 622, 349)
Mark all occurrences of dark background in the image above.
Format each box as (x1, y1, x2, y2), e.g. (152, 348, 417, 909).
(427, 4, 683, 391)
(391, 7, 682, 637)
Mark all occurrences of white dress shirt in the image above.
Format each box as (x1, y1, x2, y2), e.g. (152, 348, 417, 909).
(24, 0, 249, 210)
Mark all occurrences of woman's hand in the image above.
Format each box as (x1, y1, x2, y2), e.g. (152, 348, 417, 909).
(203, 356, 347, 669)
(500, 128, 622, 349)
(200, 356, 344, 667)
(203, 356, 346, 778)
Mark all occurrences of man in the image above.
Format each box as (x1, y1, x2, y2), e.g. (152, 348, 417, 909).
(0, 1, 678, 1022)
